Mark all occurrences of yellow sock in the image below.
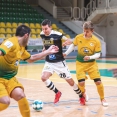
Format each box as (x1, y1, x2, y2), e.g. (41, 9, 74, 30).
(18, 97, 30, 117)
(78, 84, 85, 93)
(0, 103, 9, 111)
(96, 83, 104, 100)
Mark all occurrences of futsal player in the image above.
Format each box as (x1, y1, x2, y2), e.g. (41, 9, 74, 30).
(0, 25, 59, 117)
(40, 19, 85, 105)
(63, 21, 108, 106)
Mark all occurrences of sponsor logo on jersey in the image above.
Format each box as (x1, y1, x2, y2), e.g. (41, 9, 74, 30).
(4, 41, 13, 48)
(90, 43, 94, 46)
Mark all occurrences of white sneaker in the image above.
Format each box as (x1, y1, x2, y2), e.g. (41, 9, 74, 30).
(83, 89, 89, 102)
(101, 99, 108, 107)
(84, 93, 89, 102)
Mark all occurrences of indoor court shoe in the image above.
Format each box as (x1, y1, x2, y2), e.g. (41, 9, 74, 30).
(54, 91, 62, 104)
(83, 89, 89, 102)
(79, 96, 85, 105)
(83, 91, 89, 102)
(101, 99, 108, 107)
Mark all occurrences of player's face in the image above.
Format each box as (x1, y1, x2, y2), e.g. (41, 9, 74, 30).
(42, 25, 52, 36)
(83, 29, 93, 38)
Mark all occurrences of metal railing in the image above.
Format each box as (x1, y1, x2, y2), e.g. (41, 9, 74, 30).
(108, 0, 117, 8)
(85, 0, 117, 17)
(49, 0, 55, 5)
(94, 32, 104, 41)
(72, 7, 80, 20)
(86, 0, 96, 17)
(72, 7, 87, 21)
(53, 0, 117, 21)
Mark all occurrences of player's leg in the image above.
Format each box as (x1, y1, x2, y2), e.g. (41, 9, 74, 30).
(89, 61, 108, 106)
(94, 78, 108, 106)
(65, 78, 83, 97)
(0, 79, 10, 111)
(54, 60, 85, 105)
(0, 96, 10, 111)
(11, 88, 30, 117)
(41, 62, 61, 103)
(8, 77, 30, 117)
(76, 61, 88, 105)
(76, 61, 86, 93)
(78, 79, 86, 105)
(65, 78, 86, 105)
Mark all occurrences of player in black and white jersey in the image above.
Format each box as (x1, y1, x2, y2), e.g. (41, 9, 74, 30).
(40, 19, 85, 105)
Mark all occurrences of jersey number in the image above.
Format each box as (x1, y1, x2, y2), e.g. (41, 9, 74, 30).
(59, 73, 66, 78)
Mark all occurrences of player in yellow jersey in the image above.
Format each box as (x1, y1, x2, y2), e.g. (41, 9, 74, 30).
(0, 25, 59, 117)
(63, 21, 108, 106)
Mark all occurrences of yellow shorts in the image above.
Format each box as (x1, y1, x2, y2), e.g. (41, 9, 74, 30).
(76, 61, 101, 80)
(0, 77, 24, 98)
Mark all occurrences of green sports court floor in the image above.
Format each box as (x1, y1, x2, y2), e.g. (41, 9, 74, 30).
(20, 59, 115, 77)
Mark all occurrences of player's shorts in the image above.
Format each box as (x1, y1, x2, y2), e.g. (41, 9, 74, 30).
(76, 60, 101, 80)
(0, 77, 24, 98)
(42, 60, 72, 79)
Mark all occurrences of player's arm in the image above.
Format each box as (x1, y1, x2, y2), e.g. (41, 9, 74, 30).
(62, 36, 73, 47)
(108, 68, 117, 77)
(42, 47, 45, 52)
(26, 45, 59, 63)
(0, 40, 14, 56)
(63, 43, 75, 57)
(84, 38, 101, 61)
(83, 52, 101, 61)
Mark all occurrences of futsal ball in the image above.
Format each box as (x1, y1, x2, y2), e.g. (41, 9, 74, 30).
(32, 100, 43, 111)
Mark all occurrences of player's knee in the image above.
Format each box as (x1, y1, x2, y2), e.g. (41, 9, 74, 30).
(66, 78, 74, 86)
(0, 96, 10, 105)
(0, 96, 10, 111)
(41, 75, 48, 82)
(12, 92, 25, 101)
(17, 93, 25, 101)
(78, 79, 85, 86)
(94, 78, 101, 85)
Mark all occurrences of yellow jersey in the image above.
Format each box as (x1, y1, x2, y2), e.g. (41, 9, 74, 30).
(0, 37, 30, 79)
(73, 33, 101, 62)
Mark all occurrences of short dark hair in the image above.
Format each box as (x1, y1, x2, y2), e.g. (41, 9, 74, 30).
(41, 19, 51, 27)
(16, 25, 31, 37)
(83, 21, 94, 30)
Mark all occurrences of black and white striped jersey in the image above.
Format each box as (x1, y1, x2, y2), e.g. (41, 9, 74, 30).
(40, 30, 65, 62)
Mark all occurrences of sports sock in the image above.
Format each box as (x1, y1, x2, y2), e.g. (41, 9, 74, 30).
(44, 79, 58, 93)
(96, 83, 104, 100)
(73, 83, 83, 97)
(78, 84, 85, 93)
(0, 103, 9, 111)
(18, 97, 30, 117)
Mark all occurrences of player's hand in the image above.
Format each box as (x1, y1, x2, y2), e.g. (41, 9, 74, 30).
(62, 39, 72, 47)
(47, 45, 59, 54)
(63, 53, 67, 57)
(83, 56, 90, 61)
(108, 68, 117, 77)
(42, 48, 45, 52)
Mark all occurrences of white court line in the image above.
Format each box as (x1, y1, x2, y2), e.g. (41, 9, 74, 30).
(17, 77, 117, 87)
